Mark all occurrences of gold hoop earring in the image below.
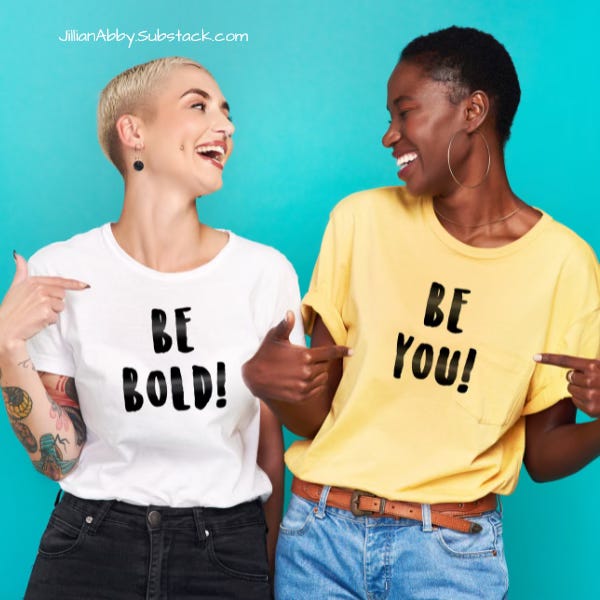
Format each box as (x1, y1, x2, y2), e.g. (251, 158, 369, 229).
(447, 129, 491, 189)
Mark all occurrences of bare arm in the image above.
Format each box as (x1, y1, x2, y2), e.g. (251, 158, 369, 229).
(0, 254, 89, 479)
(242, 313, 348, 438)
(256, 400, 284, 579)
(525, 354, 600, 482)
(524, 398, 600, 481)
(0, 353, 86, 480)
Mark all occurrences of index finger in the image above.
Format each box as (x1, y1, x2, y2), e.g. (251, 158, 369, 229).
(32, 276, 90, 290)
(533, 353, 590, 371)
(308, 345, 352, 363)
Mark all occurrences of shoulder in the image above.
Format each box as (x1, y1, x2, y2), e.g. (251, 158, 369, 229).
(538, 214, 598, 267)
(330, 185, 419, 221)
(28, 226, 105, 275)
(229, 232, 298, 279)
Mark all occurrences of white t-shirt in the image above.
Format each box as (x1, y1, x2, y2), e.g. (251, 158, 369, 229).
(27, 224, 304, 507)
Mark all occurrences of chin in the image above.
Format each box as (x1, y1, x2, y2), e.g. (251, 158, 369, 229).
(403, 175, 443, 198)
(403, 180, 427, 197)
(194, 178, 223, 197)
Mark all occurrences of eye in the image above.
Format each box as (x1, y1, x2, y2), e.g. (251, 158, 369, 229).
(191, 102, 207, 111)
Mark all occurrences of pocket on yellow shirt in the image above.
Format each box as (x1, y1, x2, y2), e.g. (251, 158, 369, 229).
(453, 344, 534, 427)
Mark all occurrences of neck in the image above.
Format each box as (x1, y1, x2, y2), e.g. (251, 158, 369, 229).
(430, 156, 541, 247)
(111, 177, 223, 272)
(434, 152, 517, 225)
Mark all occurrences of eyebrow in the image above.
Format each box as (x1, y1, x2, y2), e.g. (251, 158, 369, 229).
(180, 88, 230, 112)
(391, 95, 413, 106)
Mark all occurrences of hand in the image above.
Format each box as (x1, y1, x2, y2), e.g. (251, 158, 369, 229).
(0, 253, 89, 354)
(534, 353, 600, 417)
(242, 311, 351, 405)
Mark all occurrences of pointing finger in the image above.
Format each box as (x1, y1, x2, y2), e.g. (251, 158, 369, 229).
(31, 276, 90, 290)
(308, 345, 353, 363)
(533, 353, 590, 371)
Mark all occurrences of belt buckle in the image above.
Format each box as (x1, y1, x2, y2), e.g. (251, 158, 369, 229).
(350, 490, 380, 517)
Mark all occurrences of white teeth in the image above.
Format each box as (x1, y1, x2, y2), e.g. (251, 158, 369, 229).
(196, 145, 225, 156)
(396, 152, 418, 169)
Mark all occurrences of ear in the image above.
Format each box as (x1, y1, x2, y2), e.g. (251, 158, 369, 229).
(115, 114, 145, 151)
(463, 90, 490, 133)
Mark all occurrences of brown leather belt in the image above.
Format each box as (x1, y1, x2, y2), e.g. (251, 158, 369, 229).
(292, 477, 497, 534)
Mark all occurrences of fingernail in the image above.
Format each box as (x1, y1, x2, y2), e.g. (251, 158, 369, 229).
(533, 354, 542, 362)
(12, 250, 16, 261)
(81, 283, 91, 289)
(347, 348, 354, 356)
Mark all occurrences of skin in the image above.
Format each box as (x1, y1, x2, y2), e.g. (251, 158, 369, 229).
(256, 400, 284, 578)
(0, 257, 88, 479)
(0, 64, 283, 572)
(241, 311, 349, 438)
(243, 59, 600, 484)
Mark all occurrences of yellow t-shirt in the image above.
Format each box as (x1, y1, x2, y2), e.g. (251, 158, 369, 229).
(286, 186, 600, 503)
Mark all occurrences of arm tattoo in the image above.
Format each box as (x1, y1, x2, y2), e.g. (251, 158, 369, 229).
(33, 433, 77, 480)
(10, 421, 38, 453)
(46, 376, 87, 446)
(3, 386, 33, 420)
(17, 358, 37, 372)
(2, 386, 38, 453)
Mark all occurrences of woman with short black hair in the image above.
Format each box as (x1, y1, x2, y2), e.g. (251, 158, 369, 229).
(244, 26, 600, 599)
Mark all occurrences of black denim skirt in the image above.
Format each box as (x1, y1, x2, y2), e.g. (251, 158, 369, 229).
(24, 492, 272, 599)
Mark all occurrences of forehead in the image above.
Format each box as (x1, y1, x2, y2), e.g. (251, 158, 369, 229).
(387, 60, 451, 102)
(157, 64, 226, 103)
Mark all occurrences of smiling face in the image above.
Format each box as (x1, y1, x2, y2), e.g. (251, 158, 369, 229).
(138, 64, 234, 197)
(382, 60, 467, 197)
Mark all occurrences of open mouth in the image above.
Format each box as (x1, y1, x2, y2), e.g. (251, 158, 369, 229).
(396, 152, 418, 172)
(195, 144, 226, 170)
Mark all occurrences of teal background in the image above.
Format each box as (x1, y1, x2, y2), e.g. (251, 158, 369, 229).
(1, 0, 598, 597)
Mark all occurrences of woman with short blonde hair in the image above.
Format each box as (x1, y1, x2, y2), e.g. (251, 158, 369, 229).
(0, 56, 303, 598)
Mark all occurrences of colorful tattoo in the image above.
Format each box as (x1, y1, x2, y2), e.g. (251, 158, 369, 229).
(46, 377, 87, 446)
(10, 421, 38, 453)
(2, 386, 37, 453)
(3, 386, 33, 420)
(33, 433, 77, 480)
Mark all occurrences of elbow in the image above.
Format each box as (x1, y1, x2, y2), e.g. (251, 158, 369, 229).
(33, 456, 80, 482)
(526, 467, 553, 484)
(524, 454, 561, 484)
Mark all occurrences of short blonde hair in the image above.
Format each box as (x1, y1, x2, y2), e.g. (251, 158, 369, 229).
(97, 57, 208, 173)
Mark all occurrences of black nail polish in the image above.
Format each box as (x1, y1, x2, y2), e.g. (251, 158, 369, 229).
(12, 250, 16, 261)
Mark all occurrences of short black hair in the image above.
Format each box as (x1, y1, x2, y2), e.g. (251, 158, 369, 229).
(400, 26, 520, 146)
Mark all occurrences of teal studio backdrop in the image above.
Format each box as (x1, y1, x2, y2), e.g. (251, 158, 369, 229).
(0, 0, 598, 597)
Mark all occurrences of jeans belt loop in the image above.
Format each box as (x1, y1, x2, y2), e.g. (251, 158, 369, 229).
(421, 503, 433, 532)
(316, 485, 330, 519)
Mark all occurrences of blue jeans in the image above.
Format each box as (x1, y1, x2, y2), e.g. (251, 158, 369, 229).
(25, 492, 272, 599)
(275, 488, 508, 600)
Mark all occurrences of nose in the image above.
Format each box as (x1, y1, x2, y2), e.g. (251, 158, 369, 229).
(382, 123, 401, 148)
(213, 111, 235, 139)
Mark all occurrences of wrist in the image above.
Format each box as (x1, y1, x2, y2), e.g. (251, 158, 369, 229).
(0, 337, 28, 362)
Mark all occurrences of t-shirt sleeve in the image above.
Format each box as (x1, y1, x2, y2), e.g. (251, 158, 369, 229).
(522, 243, 600, 415)
(302, 206, 352, 345)
(25, 254, 76, 377)
(267, 257, 305, 347)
